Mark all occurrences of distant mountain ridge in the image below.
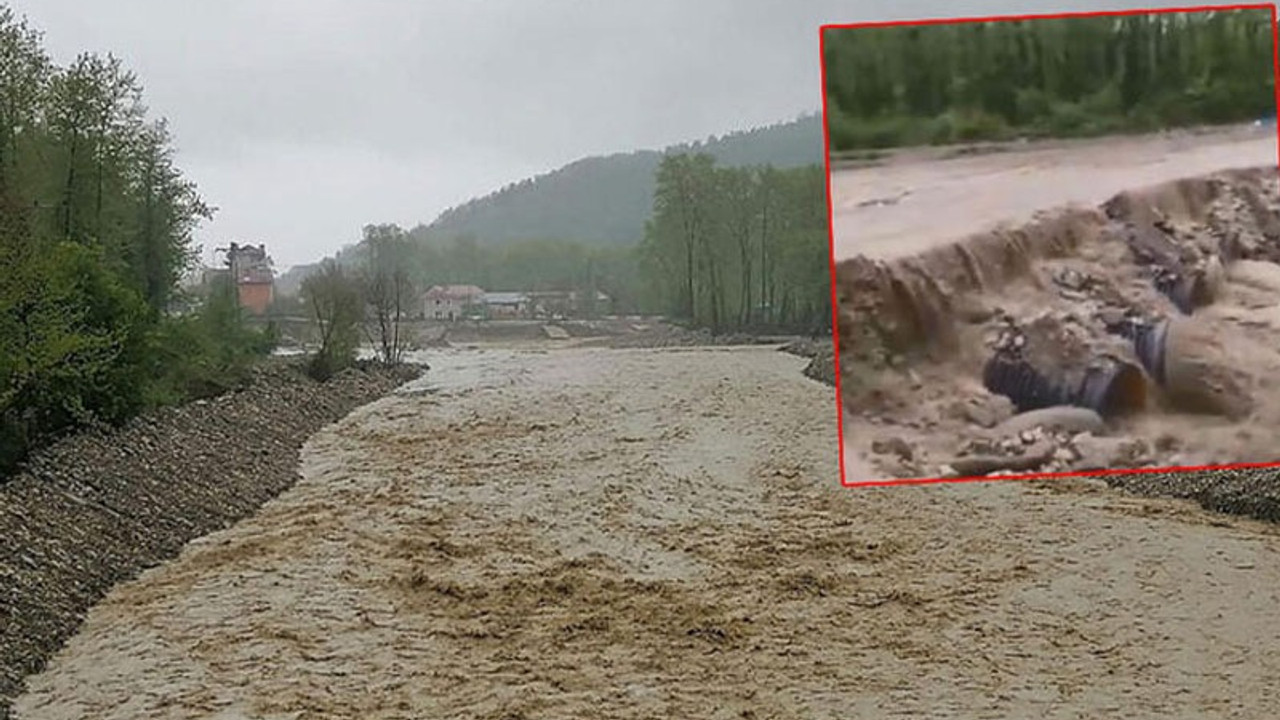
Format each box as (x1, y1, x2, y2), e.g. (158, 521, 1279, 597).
(274, 113, 824, 297)
(420, 112, 823, 246)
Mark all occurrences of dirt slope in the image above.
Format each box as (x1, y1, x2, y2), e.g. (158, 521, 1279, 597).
(13, 346, 1280, 719)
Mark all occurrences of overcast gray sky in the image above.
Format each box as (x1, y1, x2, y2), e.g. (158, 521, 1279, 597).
(15, 0, 1217, 269)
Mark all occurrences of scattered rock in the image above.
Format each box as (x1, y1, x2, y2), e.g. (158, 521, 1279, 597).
(1070, 435, 1150, 471)
(949, 394, 1015, 429)
(1053, 267, 1090, 291)
(801, 345, 837, 386)
(871, 437, 914, 461)
(953, 295, 995, 324)
(989, 406, 1107, 439)
(948, 439, 1056, 477)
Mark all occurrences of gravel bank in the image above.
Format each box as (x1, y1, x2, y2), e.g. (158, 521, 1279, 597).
(1105, 465, 1280, 523)
(558, 320, 803, 350)
(0, 360, 419, 716)
(780, 338, 837, 386)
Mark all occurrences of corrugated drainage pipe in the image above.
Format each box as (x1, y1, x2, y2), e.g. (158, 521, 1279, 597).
(982, 353, 1147, 418)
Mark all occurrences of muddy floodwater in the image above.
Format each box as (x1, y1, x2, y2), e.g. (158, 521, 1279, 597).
(14, 344, 1280, 718)
(835, 125, 1280, 488)
(831, 123, 1275, 261)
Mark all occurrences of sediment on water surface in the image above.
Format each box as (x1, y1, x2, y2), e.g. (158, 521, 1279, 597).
(835, 165, 1280, 519)
(0, 360, 419, 716)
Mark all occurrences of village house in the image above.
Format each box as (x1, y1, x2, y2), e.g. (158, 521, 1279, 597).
(483, 292, 530, 319)
(526, 289, 611, 318)
(204, 242, 275, 316)
(423, 284, 486, 321)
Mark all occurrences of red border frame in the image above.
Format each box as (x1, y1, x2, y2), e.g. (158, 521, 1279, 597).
(821, 3, 1280, 488)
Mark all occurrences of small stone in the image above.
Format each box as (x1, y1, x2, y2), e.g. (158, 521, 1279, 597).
(1055, 268, 1086, 291)
(871, 436, 914, 461)
(1077, 476, 1111, 492)
(1072, 436, 1147, 471)
(1096, 307, 1128, 326)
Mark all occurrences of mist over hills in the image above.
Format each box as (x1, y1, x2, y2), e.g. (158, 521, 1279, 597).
(418, 112, 824, 247)
(274, 112, 824, 295)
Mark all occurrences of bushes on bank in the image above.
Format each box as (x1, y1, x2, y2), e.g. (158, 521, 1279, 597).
(300, 260, 362, 381)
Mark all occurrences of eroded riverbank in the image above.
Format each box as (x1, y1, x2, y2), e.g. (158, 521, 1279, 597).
(0, 361, 419, 717)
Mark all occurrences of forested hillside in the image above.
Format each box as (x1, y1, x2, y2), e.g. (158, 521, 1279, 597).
(423, 113, 823, 246)
(275, 113, 827, 311)
(823, 7, 1276, 151)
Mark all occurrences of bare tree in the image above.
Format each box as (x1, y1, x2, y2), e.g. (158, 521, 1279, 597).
(359, 223, 415, 366)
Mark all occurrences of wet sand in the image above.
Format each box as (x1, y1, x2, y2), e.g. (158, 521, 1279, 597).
(831, 124, 1276, 261)
(14, 346, 1280, 718)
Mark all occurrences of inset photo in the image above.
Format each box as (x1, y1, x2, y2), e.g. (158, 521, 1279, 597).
(824, 6, 1280, 485)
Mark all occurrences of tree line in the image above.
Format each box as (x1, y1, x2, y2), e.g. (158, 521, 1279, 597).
(278, 229, 641, 319)
(638, 156, 829, 335)
(0, 7, 273, 476)
(401, 230, 641, 313)
(299, 223, 417, 380)
(295, 154, 831, 337)
(824, 7, 1276, 151)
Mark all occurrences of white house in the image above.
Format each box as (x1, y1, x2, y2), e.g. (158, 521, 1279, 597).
(423, 284, 485, 321)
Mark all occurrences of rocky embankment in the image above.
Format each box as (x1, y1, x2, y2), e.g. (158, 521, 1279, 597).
(781, 338, 838, 386)
(0, 360, 419, 715)
(602, 328, 838, 384)
(579, 322, 799, 349)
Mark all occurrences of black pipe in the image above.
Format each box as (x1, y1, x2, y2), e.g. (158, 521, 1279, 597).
(982, 354, 1072, 414)
(982, 351, 1147, 418)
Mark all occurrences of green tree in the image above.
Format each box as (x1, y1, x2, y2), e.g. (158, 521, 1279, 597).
(301, 259, 362, 381)
(822, 8, 1276, 151)
(0, 6, 225, 475)
(639, 154, 828, 334)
